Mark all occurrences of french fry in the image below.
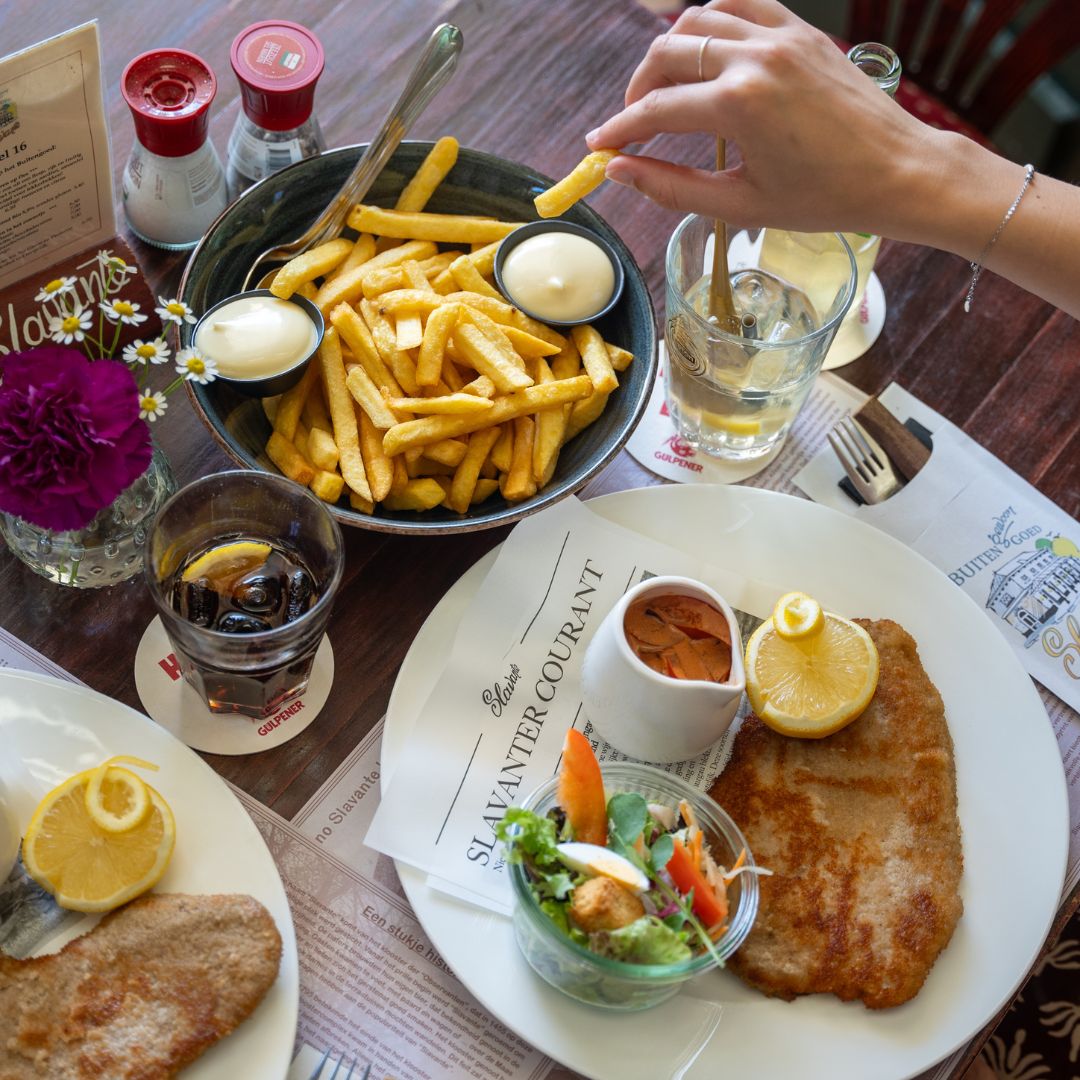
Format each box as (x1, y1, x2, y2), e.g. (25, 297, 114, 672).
(441, 355, 465, 392)
(532, 358, 569, 486)
(423, 438, 469, 468)
(361, 299, 419, 396)
(456, 304, 522, 366)
(383, 375, 593, 456)
(306, 427, 340, 473)
(314, 239, 438, 313)
(411, 458, 456, 478)
(490, 424, 513, 472)
(319, 327, 372, 501)
(325, 234, 377, 283)
(266, 431, 316, 486)
(273, 361, 320, 441)
(430, 268, 457, 295)
(416, 302, 461, 387)
(551, 338, 582, 379)
(348, 490, 375, 515)
(501, 416, 537, 501)
(461, 374, 496, 398)
(329, 303, 402, 397)
(390, 456, 410, 495)
(449, 254, 502, 299)
(348, 204, 523, 244)
(448, 426, 502, 513)
(565, 387, 612, 441)
(571, 323, 618, 394)
(394, 259, 433, 350)
(358, 410, 394, 502)
(534, 148, 619, 219)
(294, 421, 311, 462)
(607, 342, 635, 372)
(310, 470, 346, 503)
(382, 478, 446, 512)
(396, 136, 459, 213)
(384, 393, 494, 415)
(473, 478, 499, 503)
(468, 240, 500, 278)
(262, 395, 281, 423)
(296, 281, 319, 301)
(346, 365, 400, 430)
(452, 323, 533, 394)
(502, 325, 561, 358)
(270, 238, 354, 299)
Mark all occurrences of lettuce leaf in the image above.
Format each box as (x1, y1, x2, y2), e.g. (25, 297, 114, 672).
(589, 916, 693, 965)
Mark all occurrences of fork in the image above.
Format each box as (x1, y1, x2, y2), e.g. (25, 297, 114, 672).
(241, 23, 463, 291)
(827, 416, 902, 504)
(306, 1049, 371, 1080)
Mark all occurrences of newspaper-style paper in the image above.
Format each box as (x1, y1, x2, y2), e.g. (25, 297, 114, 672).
(793, 383, 1080, 889)
(238, 764, 552, 1080)
(365, 496, 778, 912)
(0, 23, 114, 293)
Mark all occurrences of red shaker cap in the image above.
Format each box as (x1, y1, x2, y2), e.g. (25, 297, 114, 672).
(230, 21, 324, 132)
(121, 49, 217, 158)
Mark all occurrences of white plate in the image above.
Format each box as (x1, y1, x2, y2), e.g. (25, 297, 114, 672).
(0, 670, 299, 1080)
(383, 485, 1068, 1080)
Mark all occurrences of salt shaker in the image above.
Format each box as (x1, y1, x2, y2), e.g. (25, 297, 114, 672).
(120, 49, 228, 251)
(226, 20, 326, 199)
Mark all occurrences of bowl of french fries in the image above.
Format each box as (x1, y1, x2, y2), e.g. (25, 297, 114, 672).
(178, 140, 657, 533)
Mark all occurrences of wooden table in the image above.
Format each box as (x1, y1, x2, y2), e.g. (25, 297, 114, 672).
(2, 1, 1076, 1077)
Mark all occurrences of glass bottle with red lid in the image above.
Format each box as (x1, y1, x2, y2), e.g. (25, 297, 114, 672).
(226, 20, 326, 199)
(120, 48, 228, 251)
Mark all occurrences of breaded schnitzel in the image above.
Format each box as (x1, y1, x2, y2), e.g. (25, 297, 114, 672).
(0, 893, 281, 1078)
(709, 619, 962, 1009)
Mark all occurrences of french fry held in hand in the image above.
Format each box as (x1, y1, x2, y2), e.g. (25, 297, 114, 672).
(252, 137, 636, 518)
(535, 148, 620, 218)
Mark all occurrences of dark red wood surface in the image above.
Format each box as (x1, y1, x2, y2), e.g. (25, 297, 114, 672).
(1, 2, 1077, 1078)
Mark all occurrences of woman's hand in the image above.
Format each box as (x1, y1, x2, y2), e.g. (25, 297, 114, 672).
(587, 0, 941, 237)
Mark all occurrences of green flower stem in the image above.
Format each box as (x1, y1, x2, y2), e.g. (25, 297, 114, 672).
(160, 375, 185, 397)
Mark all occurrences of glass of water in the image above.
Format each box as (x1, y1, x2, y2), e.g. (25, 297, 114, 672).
(665, 216, 858, 460)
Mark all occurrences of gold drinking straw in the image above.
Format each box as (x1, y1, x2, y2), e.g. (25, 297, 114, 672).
(707, 138, 741, 335)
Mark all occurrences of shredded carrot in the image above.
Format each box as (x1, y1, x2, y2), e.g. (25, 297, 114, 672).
(726, 848, 747, 878)
(708, 921, 729, 941)
(691, 828, 703, 871)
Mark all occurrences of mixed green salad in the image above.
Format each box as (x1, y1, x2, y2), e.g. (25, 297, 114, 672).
(497, 730, 760, 967)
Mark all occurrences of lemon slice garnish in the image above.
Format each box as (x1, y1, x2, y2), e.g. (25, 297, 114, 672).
(772, 591, 825, 640)
(745, 611, 879, 738)
(181, 541, 271, 586)
(84, 756, 159, 833)
(23, 766, 175, 913)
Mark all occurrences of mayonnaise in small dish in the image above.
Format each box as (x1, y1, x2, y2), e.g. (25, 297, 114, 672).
(499, 230, 616, 324)
(194, 294, 318, 380)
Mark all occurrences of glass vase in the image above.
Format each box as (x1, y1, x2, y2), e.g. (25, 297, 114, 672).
(0, 442, 177, 588)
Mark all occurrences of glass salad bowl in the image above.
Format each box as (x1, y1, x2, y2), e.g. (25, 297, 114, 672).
(507, 761, 759, 1011)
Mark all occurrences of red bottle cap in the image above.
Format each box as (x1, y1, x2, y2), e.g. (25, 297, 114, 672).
(122, 49, 217, 158)
(230, 21, 324, 132)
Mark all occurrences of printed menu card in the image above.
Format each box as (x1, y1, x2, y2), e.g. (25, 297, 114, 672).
(0, 24, 114, 294)
(365, 496, 779, 912)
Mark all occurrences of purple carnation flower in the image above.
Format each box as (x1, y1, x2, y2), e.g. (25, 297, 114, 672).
(0, 347, 152, 532)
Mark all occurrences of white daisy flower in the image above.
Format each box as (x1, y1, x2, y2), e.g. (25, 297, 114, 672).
(96, 250, 130, 272)
(156, 296, 196, 326)
(100, 298, 148, 326)
(138, 392, 169, 422)
(175, 348, 218, 385)
(123, 339, 172, 366)
(35, 277, 78, 303)
(47, 304, 93, 344)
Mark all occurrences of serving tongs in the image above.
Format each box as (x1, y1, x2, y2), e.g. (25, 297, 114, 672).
(241, 23, 464, 292)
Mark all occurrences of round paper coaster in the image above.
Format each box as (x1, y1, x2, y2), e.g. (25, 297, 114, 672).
(624, 344, 783, 485)
(134, 616, 333, 755)
(820, 272, 886, 370)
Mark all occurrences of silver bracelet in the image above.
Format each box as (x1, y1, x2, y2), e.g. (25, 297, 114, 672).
(964, 163, 1035, 313)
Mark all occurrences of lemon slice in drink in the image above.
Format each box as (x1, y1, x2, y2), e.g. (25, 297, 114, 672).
(23, 768, 175, 912)
(702, 411, 761, 436)
(745, 607, 879, 738)
(181, 540, 271, 587)
(772, 591, 824, 640)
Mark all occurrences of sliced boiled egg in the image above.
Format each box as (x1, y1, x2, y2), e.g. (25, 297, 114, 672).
(556, 842, 650, 893)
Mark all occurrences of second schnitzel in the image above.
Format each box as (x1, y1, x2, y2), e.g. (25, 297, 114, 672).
(709, 618, 962, 1009)
(0, 892, 281, 1078)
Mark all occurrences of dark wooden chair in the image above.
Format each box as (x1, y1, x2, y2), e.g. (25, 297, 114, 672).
(849, 0, 1080, 134)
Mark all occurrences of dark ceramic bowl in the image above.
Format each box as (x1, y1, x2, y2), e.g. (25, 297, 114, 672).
(178, 142, 657, 535)
(192, 289, 324, 398)
(493, 220, 625, 327)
